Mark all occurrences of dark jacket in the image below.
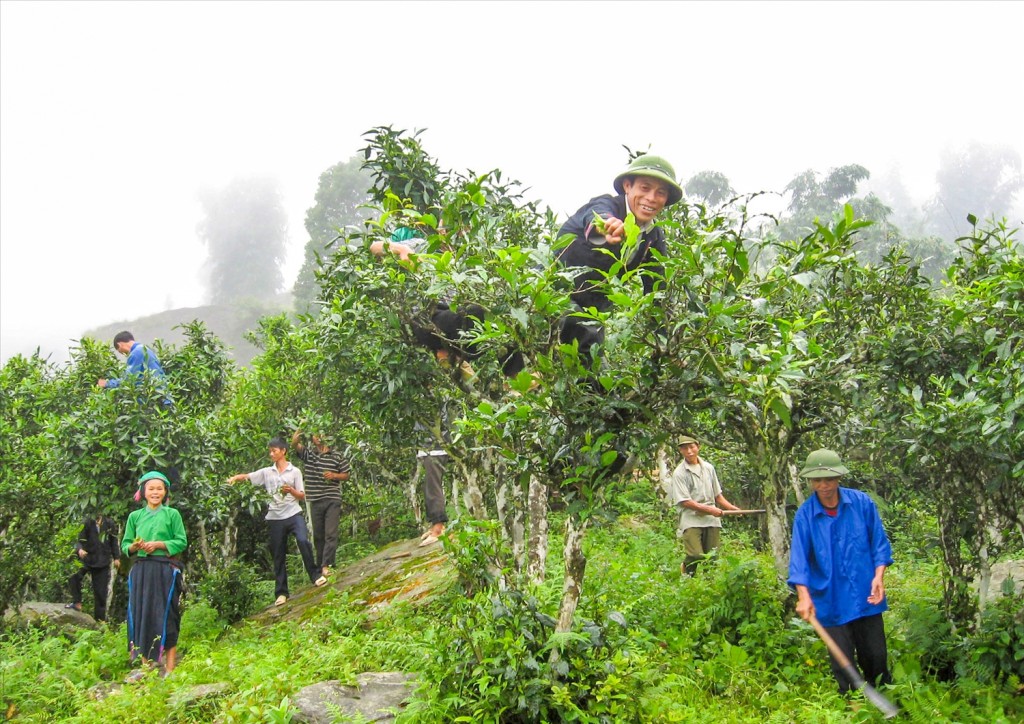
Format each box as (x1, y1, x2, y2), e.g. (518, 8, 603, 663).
(556, 193, 668, 311)
(75, 516, 120, 568)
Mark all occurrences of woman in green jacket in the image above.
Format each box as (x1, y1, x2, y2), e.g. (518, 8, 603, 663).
(121, 471, 187, 677)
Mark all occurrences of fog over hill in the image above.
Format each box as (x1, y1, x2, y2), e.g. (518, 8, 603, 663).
(2, 2, 1022, 365)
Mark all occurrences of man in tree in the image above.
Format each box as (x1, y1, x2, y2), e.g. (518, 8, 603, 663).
(227, 437, 327, 606)
(555, 154, 683, 369)
(668, 435, 740, 575)
(97, 331, 170, 404)
(291, 427, 351, 579)
(66, 510, 121, 621)
(371, 229, 480, 383)
(788, 449, 894, 694)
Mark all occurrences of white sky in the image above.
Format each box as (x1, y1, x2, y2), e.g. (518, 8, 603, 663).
(2, 1, 1022, 363)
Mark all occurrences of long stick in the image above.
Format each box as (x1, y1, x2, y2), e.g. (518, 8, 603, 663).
(808, 615, 898, 719)
(721, 509, 766, 515)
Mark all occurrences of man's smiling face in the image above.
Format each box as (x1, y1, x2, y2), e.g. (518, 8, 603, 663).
(622, 176, 670, 225)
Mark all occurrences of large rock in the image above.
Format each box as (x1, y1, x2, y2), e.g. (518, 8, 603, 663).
(291, 672, 418, 723)
(3, 601, 101, 634)
(980, 559, 1024, 602)
(168, 682, 233, 713)
(247, 536, 454, 625)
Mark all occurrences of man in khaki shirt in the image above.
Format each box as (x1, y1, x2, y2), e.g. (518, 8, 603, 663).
(668, 435, 740, 575)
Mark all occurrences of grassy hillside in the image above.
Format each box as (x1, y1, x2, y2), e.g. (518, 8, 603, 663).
(84, 294, 293, 367)
(2, 485, 1022, 723)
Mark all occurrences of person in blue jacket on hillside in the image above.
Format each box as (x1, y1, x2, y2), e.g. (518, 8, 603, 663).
(98, 331, 166, 389)
(788, 449, 894, 693)
(98, 330, 171, 405)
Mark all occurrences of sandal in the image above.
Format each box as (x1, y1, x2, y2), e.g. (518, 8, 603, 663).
(64, 602, 82, 611)
(314, 576, 328, 587)
(274, 595, 288, 606)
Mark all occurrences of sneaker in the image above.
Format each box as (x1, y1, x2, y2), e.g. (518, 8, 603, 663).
(274, 595, 288, 606)
(314, 576, 328, 587)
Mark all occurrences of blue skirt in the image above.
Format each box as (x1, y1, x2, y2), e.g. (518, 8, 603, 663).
(126, 557, 182, 664)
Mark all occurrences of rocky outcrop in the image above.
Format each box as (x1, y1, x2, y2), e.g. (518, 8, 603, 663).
(979, 559, 1024, 602)
(247, 536, 454, 625)
(291, 673, 418, 724)
(3, 601, 101, 634)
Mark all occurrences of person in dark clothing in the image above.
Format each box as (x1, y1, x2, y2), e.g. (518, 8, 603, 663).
(371, 228, 480, 383)
(291, 427, 351, 579)
(555, 154, 682, 369)
(66, 512, 121, 621)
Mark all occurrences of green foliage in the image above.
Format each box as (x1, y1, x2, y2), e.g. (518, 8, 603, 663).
(194, 559, 262, 624)
(178, 599, 228, 645)
(959, 587, 1024, 684)
(417, 586, 651, 722)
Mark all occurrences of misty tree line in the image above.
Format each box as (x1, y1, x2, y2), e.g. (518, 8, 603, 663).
(1, 129, 1020, 644)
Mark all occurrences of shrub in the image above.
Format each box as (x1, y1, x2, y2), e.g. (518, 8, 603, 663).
(958, 586, 1024, 684)
(195, 559, 263, 624)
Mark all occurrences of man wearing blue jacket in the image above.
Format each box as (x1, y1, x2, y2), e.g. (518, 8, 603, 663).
(788, 449, 894, 693)
(97, 331, 166, 390)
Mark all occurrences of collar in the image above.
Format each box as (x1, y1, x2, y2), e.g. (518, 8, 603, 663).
(811, 488, 844, 516)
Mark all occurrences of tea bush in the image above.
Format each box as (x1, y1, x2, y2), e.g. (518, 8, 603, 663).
(195, 558, 263, 624)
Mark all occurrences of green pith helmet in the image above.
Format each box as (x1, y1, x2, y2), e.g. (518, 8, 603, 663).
(613, 154, 683, 206)
(799, 449, 850, 479)
(677, 435, 699, 447)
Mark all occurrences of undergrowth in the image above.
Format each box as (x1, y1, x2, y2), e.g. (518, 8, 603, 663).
(2, 491, 1022, 723)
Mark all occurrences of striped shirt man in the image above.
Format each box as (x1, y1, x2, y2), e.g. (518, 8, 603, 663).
(296, 446, 351, 504)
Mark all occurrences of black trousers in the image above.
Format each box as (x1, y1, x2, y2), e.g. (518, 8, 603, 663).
(267, 513, 319, 597)
(69, 564, 112, 621)
(824, 613, 892, 693)
(418, 454, 449, 525)
(310, 499, 342, 570)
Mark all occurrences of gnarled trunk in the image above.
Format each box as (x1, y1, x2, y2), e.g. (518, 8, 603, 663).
(657, 446, 673, 503)
(527, 475, 548, 584)
(497, 467, 526, 574)
(453, 452, 489, 521)
(408, 462, 423, 526)
(552, 512, 589, 661)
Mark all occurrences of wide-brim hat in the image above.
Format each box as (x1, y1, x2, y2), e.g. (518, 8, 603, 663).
(799, 449, 850, 478)
(613, 154, 683, 206)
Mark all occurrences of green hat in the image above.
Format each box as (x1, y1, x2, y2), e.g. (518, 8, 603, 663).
(613, 154, 683, 206)
(677, 435, 699, 446)
(138, 470, 171, 488)
(799, 449, 849, 479)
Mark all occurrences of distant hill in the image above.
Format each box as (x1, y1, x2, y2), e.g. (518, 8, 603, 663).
(85, 294, 293, 367)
